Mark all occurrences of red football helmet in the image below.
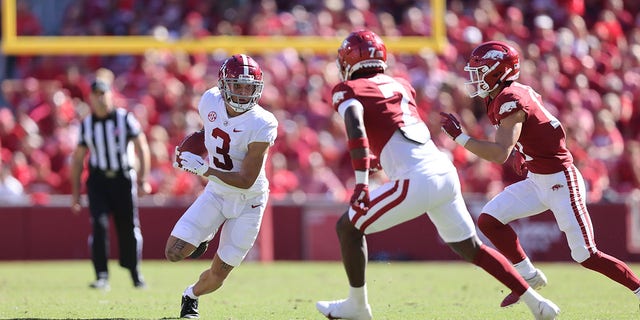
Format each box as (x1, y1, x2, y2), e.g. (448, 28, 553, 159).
(337, 30, 388, 81)
(218, 54, 264, 112)
(464, 41, 520, 98)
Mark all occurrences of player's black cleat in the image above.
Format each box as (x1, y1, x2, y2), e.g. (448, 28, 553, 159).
(134, 279, 147, 289)
(188, 241, 209, 259)
(180, 295, 199, 318)
(131, 269, 146, 288)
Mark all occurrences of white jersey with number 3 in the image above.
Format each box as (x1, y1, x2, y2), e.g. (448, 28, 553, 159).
(198, 87, 278, 196)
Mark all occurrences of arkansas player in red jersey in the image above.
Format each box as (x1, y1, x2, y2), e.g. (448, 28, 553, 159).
(316, 30, 559, 320)
(441, 40, 640, 308)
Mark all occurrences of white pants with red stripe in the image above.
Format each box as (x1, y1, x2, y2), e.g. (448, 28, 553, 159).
(482, 164, 595, 262)
(350, 168, 476, 244)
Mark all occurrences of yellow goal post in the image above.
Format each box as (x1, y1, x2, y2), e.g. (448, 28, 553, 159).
(2, 0, 446, 55)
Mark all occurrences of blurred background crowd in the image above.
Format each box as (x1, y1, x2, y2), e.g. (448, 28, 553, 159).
(0, 0, 639, 206)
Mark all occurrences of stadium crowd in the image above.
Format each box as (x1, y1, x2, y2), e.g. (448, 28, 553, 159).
(1, 0, 639, 206)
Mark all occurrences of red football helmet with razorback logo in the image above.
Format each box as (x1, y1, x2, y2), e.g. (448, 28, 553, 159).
(464, 41, 520, 98)
(337, 30, 388, 81)
(218, 54, 264, 112)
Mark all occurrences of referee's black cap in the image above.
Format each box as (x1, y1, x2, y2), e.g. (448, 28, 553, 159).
(91, 80, 110, 93)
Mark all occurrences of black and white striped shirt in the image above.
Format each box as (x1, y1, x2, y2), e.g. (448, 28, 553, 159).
(78, 108, 142, 173)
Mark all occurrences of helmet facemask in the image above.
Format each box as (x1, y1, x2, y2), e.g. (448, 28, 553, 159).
(218, 76, 264, 112)
(464, 41, 521, 98)
(464, 61, 500, 98)
(218, 54, 264, 112)
(337, 59, 387, 82)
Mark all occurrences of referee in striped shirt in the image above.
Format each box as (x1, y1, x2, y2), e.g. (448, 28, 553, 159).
(70, 79, 151, 290)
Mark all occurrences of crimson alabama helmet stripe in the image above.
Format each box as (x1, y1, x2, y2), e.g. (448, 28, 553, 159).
(352, 179, 410, 233)
(564, 165, 597, 254)
(240, 54, 249, 75)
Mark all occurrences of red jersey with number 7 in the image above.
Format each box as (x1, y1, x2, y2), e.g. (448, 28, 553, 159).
(487, 82, 573, 174)
(331, 74, 427, 157)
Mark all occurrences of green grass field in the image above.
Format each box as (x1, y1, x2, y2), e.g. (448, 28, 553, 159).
(0, 260, 639, 319)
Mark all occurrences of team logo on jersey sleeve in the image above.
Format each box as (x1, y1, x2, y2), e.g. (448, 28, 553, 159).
(499, 101, 518, 115)
(208, 111, 217, 122)
(332, 91, 347, 105)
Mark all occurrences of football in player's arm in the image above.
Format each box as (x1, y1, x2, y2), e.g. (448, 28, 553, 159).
(166, 54, 278, 319)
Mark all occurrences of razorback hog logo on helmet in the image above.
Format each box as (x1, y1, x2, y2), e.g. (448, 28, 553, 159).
(482, 50, 507, 60)
(340, 39, 349, 50)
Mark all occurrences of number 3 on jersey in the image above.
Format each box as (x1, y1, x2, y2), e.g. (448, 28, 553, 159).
(211, 128, 233, 170)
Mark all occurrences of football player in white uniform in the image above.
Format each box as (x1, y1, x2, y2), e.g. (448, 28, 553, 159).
(315, 30, 559, 320)
(167, 54, 278, 319)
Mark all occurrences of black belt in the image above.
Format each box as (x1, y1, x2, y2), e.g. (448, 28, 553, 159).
(91, 169, 124, 178)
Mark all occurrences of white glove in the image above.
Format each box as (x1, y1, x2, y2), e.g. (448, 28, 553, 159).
(172, 146, 182, 169)
(178, 151, 209, 176)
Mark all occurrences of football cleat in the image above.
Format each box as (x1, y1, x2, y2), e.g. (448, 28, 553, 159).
(134, 280, 147, 289)
(530, 299, 560, 320)
(189, 241, 210, 259)
(131, 269, 146, 288)
(88, 278, 110, 291)
(501, 269, 548, 307)
(525, 269, 548, 290)
(180, 295, 199, 319)
(316, 299, 372, 320)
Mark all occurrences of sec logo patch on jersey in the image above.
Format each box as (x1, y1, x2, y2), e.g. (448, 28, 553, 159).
(208, 111, 217, 122)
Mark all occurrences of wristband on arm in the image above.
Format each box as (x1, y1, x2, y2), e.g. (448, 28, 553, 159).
(354, 170, 369, 185)
(348, 137, 370, 171)
(349, 137, 370, 184)
(348, 137, 370, 150)
(455, 133, 471, 147)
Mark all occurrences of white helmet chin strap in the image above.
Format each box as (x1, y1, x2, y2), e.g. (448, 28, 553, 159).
(228, 101, 251, 112)
(475, 81, 499, 98)
(477, 90, 490, 98)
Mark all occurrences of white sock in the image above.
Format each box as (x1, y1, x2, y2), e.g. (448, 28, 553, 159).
(514, 257, 537, 279)
(634, 287, 640, 299)
(349, 284, 368, 305)
(520, 287, 545, 308)
(184, 284, 198, 299)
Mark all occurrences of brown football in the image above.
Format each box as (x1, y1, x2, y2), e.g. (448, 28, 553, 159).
(176, 129, 207, 165)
